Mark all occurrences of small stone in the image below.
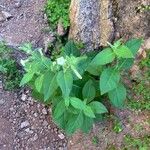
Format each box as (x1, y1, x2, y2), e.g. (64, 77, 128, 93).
(0, 12, 5, 22)
(58, 133, 65, 140)
(25, 128, 34, 134)
(21, 94, 27, 101)
(33, 112, 38, 117)
(43, 120, 48, 126)
(14, 0, 22, 8)
(144, 38, 150, 49)
(32, 133, 38, 141)
(21, 120, 30, 128)
(42, 108, 47, 115)
(1, 11, 13, 20)
(0, 99, 5, 105)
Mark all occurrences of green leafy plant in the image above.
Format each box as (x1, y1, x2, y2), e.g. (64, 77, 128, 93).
(20, 39, 143, 135)
(113, 118, 123, 133)
(136, 4, 150, 13)
(92, 136, 99, 145)
(124, 135, 150, 150)
(0, 41, 22, 90)
(128, 50, 150, 111)
(45, 0, 71, 29)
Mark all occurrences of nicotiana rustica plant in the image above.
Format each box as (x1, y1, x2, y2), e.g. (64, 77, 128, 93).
(20, 39, 143, 135)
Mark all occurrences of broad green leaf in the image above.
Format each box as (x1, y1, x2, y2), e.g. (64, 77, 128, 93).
(20, 72, 34, 86)
(54, 114, 66, 129)
(114, 45, 134, 58)
(117, 39, 143, 70)
(65, 112, 83, 135)
(83, 106, 95, 118)
(63, 40, 80, 57)
(125, 38, 143, 56)
(35, 74, 44, 92)
(70, 97, 85, 110)
(43, 72, 58, 101)
(89, 101, 108, 114)
(67, 55, 88, 80)
(87, 63, 103, 76)
(57, 71, 73, 98)
(31, 90, 45, 103)
(82, 80, 96, 102)
(108, 83, 127, 108)
(53, 100, 66, 119)
(118, 39, 143, 69)
(100, 68, 120, 95)
(90, 48, 115, 66)
(70, 84, 82, 98)
(42, 57, 52, 68)
(117, 58, 134, 70)
(80, 116, 93, 133)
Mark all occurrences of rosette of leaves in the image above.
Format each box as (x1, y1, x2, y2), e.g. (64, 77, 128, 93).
(20, 39, 143, 135)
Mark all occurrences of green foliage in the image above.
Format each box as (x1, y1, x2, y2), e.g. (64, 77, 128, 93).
(128, 50, 150, 111)
(136, 4, 150, 13)
(128, 81, 150, 111)
(92, 136, 99, 145)
(0, 41, 22, 90)
(112, 118, 123, 133)
(109, 83, 126, 108)
(45, 0, 71, 29)
(100, 68, 120, 95)
(124, 135, 150, 150)
(20, 39, 142, 135)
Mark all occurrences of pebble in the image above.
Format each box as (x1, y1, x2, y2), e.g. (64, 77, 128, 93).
(32, 133, 38, 141)
(33, 112, 38, 117)
(1, 11, 13, 20)
(0, 12, 5, 22)
(43, 120, 48, 126)
(25, 128, 34, 134)
(14, 0, 22, 8)
(42, 108, 47, 115)
(58, 133, 65, 140)
(0, 99, 5, 105)
(21, 120, 30, 128)
(21, 94, 27, 101)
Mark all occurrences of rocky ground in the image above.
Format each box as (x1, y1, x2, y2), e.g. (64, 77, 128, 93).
(0, 86, 67, 150)
(0, 0, 150, 150)
(0, 0, 50, 47)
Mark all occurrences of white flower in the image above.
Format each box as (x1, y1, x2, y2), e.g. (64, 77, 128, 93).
(56, 57, 66, 66)
(20, 59, 28, 66)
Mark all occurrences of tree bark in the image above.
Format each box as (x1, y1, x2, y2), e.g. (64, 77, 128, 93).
(69, 0, 114, 52)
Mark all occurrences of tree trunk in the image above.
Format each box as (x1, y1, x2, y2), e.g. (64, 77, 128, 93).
(69, 0, 114, 52)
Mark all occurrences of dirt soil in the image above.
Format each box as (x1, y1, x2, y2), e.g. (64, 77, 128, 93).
(68, 110, 150, 150)
(0, 87, 67, 150)
(0, 0, 47, 47)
